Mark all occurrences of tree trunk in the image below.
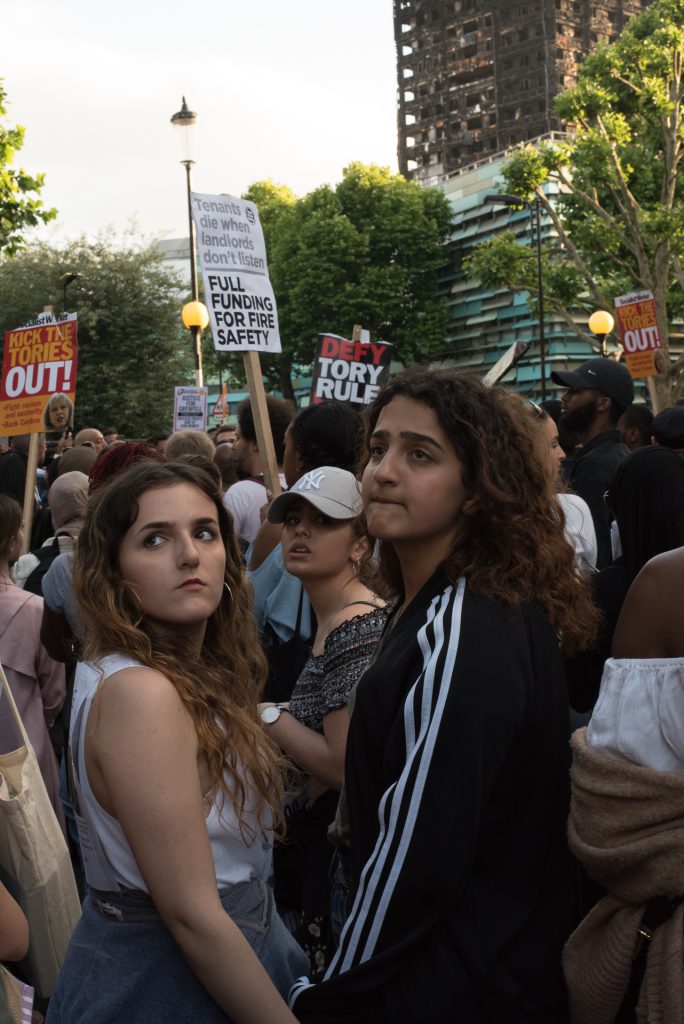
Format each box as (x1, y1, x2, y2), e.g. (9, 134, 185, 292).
(651, 290, 673, 412)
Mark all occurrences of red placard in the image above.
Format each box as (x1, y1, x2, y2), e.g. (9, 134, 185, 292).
(614, 292, 661, 379)
(310, 334, 393, 406)
(0, 314, 78, 436)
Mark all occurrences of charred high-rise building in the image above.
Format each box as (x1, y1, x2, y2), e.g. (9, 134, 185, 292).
(394, 0, 646, 182)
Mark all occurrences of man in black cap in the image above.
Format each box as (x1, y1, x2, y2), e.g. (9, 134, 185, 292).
(551, 357, 634, 568)
(652, 406, 684, 458)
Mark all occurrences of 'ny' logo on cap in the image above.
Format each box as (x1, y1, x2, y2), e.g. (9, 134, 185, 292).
(297, 469, 326, 491)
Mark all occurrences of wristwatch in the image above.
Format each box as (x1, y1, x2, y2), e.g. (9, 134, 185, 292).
(261, 704, 288, 725)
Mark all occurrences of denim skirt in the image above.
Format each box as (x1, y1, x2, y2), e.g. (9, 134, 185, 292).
(46, 878, 309, 1023)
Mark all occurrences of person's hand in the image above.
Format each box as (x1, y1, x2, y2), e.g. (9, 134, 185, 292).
(259, 490, 274, 523)
(56, 431, 73, 454)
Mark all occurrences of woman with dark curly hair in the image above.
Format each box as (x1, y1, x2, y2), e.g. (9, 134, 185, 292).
(46, 462, 307, 1024)
(292, 369, 598, 1024)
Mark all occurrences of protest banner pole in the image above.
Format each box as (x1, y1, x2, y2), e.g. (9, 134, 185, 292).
(482, 341, 531, 387)
(243, 352, 282, 497)
(20, 433, 40, 555)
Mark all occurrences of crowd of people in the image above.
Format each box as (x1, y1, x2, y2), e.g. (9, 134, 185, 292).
(0, 359, 683, 1024)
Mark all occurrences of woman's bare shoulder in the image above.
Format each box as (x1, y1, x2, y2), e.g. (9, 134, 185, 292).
(612, 547, 684, 658)
(329, 596, 387, 632)
(92, 664, 190, 728)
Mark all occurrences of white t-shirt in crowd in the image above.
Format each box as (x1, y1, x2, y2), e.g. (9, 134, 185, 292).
(224, 474, 286, 545)
(557, 492, 597, 575)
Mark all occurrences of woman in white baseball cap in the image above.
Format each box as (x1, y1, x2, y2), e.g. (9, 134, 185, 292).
(259, 466, 387, 979)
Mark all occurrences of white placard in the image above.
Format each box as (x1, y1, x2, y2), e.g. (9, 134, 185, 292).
(190, 192, 281, 355)
(173, 386, 208, 431)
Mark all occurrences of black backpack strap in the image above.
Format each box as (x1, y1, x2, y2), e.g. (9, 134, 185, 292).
(23, 536, 61, 596)
(615, 895, 684, 1023)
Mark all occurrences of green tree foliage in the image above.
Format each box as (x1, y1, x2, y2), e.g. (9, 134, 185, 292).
(0, 234, 194, 436)
(238, 164, 453, 399)
(465, 0, 684, 406)
(0, 81, 56, 255)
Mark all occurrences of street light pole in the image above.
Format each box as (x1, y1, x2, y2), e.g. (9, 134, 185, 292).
(60, 271, 79, 314)
(484, 193, 547, 400)
(170, 97, 204, 386)
(533, 199, 546, 400)
(183, 159, 203, 386)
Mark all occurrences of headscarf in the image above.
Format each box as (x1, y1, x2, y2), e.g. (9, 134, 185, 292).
(56, 446, 99, 477)
(48, 471, 89, 535)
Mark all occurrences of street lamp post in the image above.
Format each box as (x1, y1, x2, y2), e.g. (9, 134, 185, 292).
(170, 97, 206, 386)
(588, 309, 615, 358)
(182, 301, 209, 386)
(60, 271, 79, 313)
(484, 193, 547, 400)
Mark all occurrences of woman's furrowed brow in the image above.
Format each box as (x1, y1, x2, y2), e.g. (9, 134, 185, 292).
(399, 431, 444, 450)
(370, 428, 444, 451)
(135, 519, 173, 535)
(401, 432, 444, 448)
(135, 515, 217, 536)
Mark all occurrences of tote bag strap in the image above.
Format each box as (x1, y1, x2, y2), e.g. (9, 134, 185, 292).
(0, 661, 31, 750)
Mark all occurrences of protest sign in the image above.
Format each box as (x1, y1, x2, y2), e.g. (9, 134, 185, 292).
(614, 291, 662, 378)
(311, 334, 393, 406)
(212, 383, 228, 422)
(189, 191, 282, 495)
(0, 313, 78, 437)
(190, 192, 281, 355)
(173, 387, 208, 432)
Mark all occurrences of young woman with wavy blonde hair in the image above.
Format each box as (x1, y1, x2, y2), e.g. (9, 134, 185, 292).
(47, 461, 306, 1024)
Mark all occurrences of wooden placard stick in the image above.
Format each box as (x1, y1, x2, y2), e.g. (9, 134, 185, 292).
(242, 351, 282, 497)
(20, 433, 40, 555)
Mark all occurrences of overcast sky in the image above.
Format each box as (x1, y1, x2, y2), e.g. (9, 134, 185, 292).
(3, 0, 398, 244)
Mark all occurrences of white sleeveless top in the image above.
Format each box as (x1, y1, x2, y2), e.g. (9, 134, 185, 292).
(70, 654, 272, 892)
(587, 657, 684, 772)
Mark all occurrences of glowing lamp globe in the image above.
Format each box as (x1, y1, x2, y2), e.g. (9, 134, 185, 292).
(588, 310, 615, 336)
(182, 301, 209, 330)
